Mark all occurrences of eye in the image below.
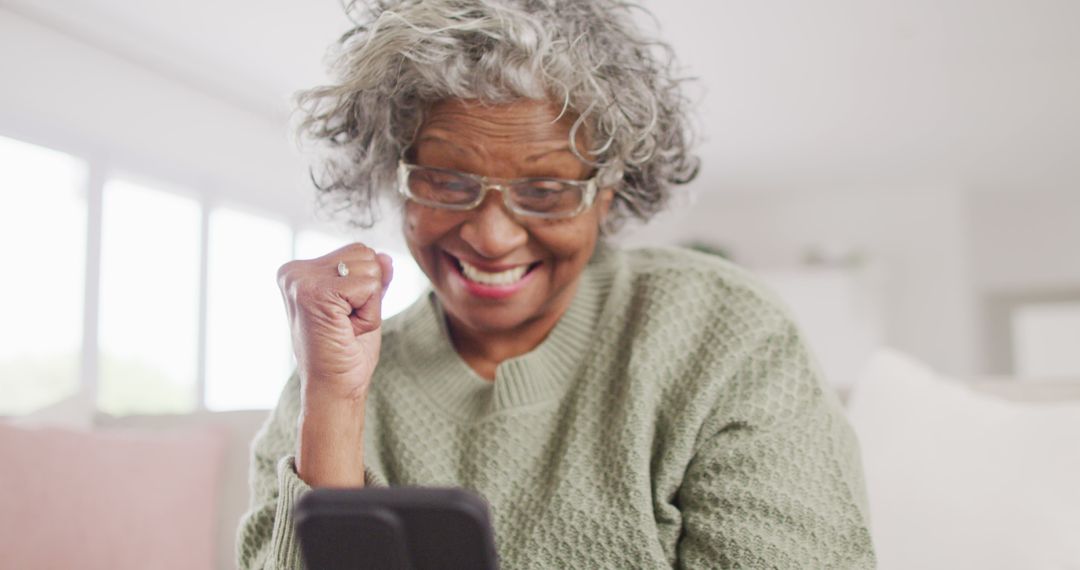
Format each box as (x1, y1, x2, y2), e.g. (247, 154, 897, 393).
(511, 181, 580, 213)
(407, 169, 478, 204)
(516, 183, 563, 198)
(421, 171, 469, 190)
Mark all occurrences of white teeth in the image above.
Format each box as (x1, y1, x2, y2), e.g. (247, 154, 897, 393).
(459, 259, 529, 286)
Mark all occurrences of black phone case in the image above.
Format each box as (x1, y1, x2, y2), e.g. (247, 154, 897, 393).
(294, 487, 499, 570)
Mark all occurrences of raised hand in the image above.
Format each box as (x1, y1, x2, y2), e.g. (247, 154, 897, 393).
(276, 243, 394, 487)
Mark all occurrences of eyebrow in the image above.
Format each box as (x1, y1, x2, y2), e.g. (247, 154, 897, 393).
(525, 147, 577, 162)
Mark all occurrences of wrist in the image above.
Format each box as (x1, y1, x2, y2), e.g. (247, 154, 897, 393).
(299, 366, 374, 404)
(301, 380, 369, 413)
(296, 391, 368, 488)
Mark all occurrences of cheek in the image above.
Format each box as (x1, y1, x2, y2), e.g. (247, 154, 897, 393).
(534, 217, 602, 265)
(403, 204, 456, 248)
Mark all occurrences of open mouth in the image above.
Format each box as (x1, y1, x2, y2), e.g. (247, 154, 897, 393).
(445, 253, 541, 287)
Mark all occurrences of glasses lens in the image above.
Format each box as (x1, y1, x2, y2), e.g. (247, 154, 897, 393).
(509, 181, 584, 216)
(407, 168, 481, 206)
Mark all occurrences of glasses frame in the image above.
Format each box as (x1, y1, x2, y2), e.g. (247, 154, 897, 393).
(396, 160, 599, 220)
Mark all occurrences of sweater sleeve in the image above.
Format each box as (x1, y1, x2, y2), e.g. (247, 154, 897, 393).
(675, 321, 876, 569)
(236, 374, 387, 570)
(235, 372, 309, 570)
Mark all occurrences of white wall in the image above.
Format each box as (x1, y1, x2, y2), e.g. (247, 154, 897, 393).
(649, 0, 1080, 196)
(970, 191, 1080, 373)
(971, 191, 1080, 291)
(0, 8, 311, 221)
(689, 186, 977, 376)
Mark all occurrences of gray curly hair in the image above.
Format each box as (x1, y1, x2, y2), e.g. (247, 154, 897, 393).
(297, 0, 699, 230)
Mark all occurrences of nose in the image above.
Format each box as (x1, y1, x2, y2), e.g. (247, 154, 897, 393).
(458, 190, 528, 258)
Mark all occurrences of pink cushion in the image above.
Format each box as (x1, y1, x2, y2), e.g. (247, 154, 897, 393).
(0, 422, 226, 570)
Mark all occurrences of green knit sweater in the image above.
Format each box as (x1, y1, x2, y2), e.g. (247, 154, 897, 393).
(237, 246, 875, 569)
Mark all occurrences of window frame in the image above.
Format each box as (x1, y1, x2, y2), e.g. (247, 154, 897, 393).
(0, 128, 320, 416)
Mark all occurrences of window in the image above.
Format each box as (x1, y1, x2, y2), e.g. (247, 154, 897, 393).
(294, 229, 348, 262)
(204, 207, 294, 411)
(98, 178, 202, 414)
(0, 136, 88, 415)
(380, 250, 430, 319)
(0, 133, 430, 416)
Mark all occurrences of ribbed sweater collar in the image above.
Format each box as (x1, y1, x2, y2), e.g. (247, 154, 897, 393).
(396, 248, 614, 419)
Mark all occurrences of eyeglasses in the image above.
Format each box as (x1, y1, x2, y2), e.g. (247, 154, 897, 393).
(397, 160, 599, 220)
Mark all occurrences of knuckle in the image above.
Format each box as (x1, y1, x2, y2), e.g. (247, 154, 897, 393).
(343, 243, 376, 260)
(353, 260, 382, 280)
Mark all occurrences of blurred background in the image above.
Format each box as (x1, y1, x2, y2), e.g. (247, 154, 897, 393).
(1, 1, 1078, 568)
(5, 0, 1077, 416)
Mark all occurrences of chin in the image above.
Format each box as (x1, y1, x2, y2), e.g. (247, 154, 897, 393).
(440, 294, 547, 335)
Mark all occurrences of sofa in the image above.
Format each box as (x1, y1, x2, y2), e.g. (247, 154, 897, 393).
(2, 349, 1078, 569)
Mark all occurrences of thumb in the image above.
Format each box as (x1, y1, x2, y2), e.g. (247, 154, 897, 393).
(376, 253, 394, 300)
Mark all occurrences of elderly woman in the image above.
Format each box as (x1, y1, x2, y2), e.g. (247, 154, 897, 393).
(238, 0, 874, 568)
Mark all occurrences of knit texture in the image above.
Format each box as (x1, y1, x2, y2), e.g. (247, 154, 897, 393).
(237, 246, 875, 569)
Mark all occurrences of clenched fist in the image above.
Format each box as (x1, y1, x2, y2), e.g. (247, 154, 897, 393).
(277, 243, 393, 400)
(278, 243, 393, 487)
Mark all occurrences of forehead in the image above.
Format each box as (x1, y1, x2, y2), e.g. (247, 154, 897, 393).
(412, 99, 591, 176)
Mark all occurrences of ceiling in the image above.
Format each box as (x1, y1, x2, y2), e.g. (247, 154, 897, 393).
(6, 0, 1079, 194)
(2, 0, 348, 119)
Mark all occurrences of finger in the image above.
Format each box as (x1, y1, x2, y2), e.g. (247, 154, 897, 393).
(336, 260, 385, 335)
(289, 258, 382, 331)
(331, 242, 376, 263)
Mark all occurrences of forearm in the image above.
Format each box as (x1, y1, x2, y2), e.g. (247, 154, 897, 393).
(297, 388, 368, 488)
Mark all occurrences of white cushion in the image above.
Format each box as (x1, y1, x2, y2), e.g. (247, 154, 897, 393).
(847, 349, 1080, 570)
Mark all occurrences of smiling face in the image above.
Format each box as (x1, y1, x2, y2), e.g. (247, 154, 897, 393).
(403, 98, 614, 344)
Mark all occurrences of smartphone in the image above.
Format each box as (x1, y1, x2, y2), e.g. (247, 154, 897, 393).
(294, 487, 499, 570)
